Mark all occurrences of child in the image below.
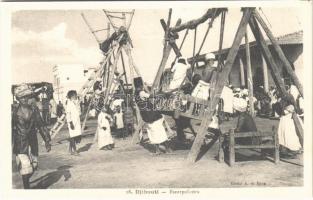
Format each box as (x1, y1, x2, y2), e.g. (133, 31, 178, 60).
(97, 107, 114, 150)
(65, 90, 82, 156)
(114, 106, 125, 138)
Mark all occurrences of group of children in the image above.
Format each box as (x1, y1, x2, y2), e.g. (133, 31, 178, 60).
(64, 89, 135, 155)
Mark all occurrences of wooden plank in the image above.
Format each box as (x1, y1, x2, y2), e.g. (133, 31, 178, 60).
(234, 131, 274, 138)
(186, 8, 254, 163)
(253, 10, 303, 97)
(245, 30, 255, 116)
(234, 145, 275, 149)
(184, 95, 211, 106)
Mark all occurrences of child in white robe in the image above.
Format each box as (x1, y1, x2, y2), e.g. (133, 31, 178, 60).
(97, 107, 114, 150)
(65, 90, 82, 155)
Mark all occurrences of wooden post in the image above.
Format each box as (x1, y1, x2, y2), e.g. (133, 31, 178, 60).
(186, 8, 254, 163)
(239, 57, 245, 87)
(293, 112, 303, 147)
(229, 129, 235, 167)
(218, 135, 225, 163)
(273, 126, 280, 164)
(104, 47, 122, 104)
(245, 30, 255, 116)
(81, 13, 101, 44)
(248, 16, 288, 95)
(151, 16, 183, 92)
(261, 54, 269, 93)
(253, 10, 303, 97)
(249, 15, 303, 146)
(123, 44, 149, 92)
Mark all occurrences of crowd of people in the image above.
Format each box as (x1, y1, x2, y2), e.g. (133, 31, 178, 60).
(11, 51, 304, 189)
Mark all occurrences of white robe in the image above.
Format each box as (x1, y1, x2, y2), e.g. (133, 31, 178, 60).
(192, 80, 210, 100)
(97, 112, 114, 149)
(277, 111, 302, 151)
(66, 100, 82, 138)
(168, 62, 189, 90)
(114, 112, 124, 129)
(146, 116, 168, 144)
(221, 86, 233, 114)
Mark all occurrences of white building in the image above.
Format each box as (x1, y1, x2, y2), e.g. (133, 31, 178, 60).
(53, 64, 97, 103)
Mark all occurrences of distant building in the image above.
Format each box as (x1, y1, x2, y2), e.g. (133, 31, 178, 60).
(53, 64, 97, 103)
(184, 31, 303, 91)
(214, 30, 303, 90)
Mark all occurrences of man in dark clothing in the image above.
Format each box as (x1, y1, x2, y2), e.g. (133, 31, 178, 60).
(134, 77, 171, 154)
(12, 84, 51, 189)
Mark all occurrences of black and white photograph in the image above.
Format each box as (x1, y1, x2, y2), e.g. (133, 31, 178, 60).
(0, 1, 312, 199)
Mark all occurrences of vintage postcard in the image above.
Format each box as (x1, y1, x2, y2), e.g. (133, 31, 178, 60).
(0, 1, 312, 200)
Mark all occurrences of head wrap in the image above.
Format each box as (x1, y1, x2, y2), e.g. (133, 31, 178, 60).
(205, 53, 215, 60)
(14, 83, 33, 98)
(233, 97, 248, 112)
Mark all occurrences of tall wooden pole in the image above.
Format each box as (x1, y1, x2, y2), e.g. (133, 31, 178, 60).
(239, 57, 245, 87)
(245, 30, 254, 116)
(249, 15, 303, 147)
(187, 8, 254, 163)
(261, 54, 269, 93)
(253, 10, 303, 97)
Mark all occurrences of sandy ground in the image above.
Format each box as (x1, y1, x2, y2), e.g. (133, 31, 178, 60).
(12, 116, 303, 189)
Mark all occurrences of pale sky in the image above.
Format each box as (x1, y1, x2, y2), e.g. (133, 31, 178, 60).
(11, 7, 303, 85)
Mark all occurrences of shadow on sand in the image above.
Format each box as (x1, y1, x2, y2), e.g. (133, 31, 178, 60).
(30, 165, 72, 189)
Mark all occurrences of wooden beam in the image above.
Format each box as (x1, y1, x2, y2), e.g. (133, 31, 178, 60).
(293, 112, 303, 147)
(249, 15, 303, 147)
(160, 19, 181, 57)
(253, 10, 303, 97)
(151, 18, 182, 91)
(239, 57, 246, 87)
(169, 8, 226, 33)
(120, 50, 129, 93)
(249, 16, 287, 95)
(123, 44, 149, 92)
(104, 47, 122, 104)
(81, 13, 101, 44)
(261, 54, 269, 93)
(245, 30, 255, 116)
(186, 8, 254, 163)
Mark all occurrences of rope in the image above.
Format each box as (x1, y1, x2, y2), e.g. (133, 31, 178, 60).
(259, 8, 272, 28)
(191, 27, 197, 75)
(196, 9, 218, 55)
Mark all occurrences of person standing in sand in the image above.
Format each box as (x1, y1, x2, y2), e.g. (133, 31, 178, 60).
(97, 106, 114, 150)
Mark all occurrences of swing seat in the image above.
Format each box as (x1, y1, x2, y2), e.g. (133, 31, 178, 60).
(175, 94, 210, 120)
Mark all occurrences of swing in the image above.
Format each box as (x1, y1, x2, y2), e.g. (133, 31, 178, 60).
(164, 9, 227, 120)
